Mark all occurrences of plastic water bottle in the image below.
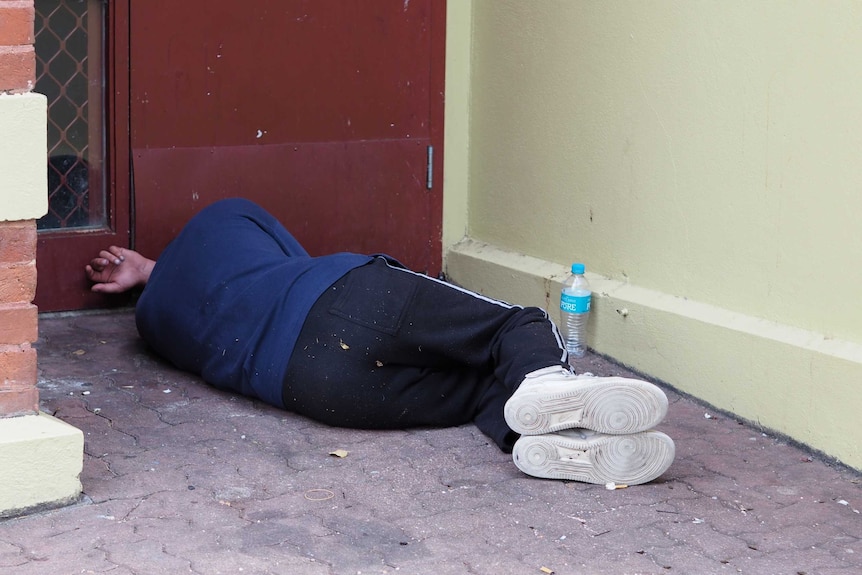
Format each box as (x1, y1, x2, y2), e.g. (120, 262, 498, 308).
(560, 263, 591, 360)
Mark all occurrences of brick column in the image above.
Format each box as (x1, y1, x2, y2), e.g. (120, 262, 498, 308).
(0, 1, 81, 518)
(0, 0, 39, 417)
(0, 222, 39, 416)
(0, 0, 36, 93)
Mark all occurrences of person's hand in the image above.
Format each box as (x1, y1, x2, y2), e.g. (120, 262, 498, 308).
(85, 246, 155, 294)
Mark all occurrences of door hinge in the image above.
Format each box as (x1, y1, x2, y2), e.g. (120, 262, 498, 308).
(426, 145, 434, 189)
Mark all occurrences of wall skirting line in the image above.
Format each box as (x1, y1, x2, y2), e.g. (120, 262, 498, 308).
(445, 238, 862, 471)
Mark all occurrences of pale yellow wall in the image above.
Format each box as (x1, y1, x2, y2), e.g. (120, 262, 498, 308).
(469, 0, 862, 339)
(442, 1, 472, 250)
(0, 93, 48, 221)
(444, 1, 862, 468)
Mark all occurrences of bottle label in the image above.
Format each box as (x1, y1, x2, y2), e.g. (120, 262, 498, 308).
(560, 291, 591, 313)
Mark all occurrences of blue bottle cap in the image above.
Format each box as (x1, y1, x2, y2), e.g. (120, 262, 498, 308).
(571, 263, 585, 274)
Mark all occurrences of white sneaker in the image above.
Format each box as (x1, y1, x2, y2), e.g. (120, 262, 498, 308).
(512, 429, 675, 485)
(504, 366, 668, 435)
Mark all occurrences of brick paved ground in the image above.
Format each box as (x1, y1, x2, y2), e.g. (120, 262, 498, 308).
(1, 311, 859, 575)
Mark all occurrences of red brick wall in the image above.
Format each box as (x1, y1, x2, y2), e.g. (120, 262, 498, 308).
(0, 1, 35, 93)
(0, 0, 39, 416)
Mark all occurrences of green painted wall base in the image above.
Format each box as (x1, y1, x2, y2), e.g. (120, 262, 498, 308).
(446, 239, 862, 471)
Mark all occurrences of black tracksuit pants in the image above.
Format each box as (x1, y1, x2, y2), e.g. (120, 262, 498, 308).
(283, 257, 569, 452)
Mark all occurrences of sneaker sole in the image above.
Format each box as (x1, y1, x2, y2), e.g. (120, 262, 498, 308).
(504, 377, 668, 435)
(512, 430, 675, 485)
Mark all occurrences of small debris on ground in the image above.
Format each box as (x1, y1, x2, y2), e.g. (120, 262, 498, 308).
(304, 489, 335, 501)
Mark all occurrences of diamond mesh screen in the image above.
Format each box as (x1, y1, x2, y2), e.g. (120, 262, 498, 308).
(35, 0, 104, 230)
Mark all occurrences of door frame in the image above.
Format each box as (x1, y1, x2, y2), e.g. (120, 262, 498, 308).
(428, 0, 447, 276)
(35, 0, 132, 312)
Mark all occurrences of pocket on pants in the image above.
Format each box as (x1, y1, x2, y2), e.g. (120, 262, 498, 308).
(328, 260, 418, 336)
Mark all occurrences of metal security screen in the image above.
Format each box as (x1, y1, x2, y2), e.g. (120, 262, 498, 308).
(35, 0, 105, 230)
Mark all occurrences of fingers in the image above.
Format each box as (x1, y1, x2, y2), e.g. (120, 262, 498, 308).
(87, 258, 111, 273)
(87, 247, 125, 272)
(98, 246, 125, 266)
(90, 282, 122, 294)
(86, 246, 139, 294)
(85, 263, 106, 279)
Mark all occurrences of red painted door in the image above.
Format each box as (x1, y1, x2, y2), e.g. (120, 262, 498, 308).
(130, 0, 445, 275)
(34, 0, 132, 312)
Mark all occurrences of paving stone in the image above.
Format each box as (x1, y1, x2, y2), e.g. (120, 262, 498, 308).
(0, 311, 859, 574)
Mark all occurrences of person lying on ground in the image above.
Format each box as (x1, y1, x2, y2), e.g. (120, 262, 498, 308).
(86, 198, 675, 485)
